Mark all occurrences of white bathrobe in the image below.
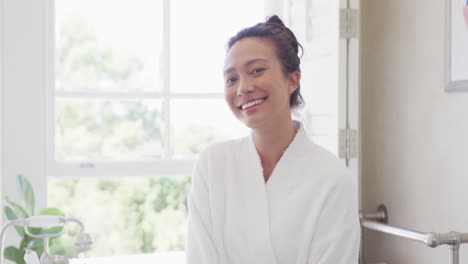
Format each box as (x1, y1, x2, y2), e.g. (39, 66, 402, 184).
(186, 124, 361, 264)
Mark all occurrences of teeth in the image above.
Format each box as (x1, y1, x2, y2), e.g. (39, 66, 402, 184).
(241, 99, 265, 110)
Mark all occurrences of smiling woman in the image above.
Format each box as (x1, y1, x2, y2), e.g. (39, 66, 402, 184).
(186, 15, 361, 264)
(223, 37, 300, 133)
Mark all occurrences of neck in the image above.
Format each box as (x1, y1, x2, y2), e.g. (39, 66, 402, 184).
(252, 116, 298, 167)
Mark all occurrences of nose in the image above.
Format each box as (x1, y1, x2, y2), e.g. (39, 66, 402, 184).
(237, 78, 254, 96)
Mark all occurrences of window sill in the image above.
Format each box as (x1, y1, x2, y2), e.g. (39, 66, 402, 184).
(70, 251, 185, 264)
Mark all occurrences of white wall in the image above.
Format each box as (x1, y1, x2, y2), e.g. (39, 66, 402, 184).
(0, 0, 4, 203)
(361, 0, 468, 263)
(2, 0, 47, 215)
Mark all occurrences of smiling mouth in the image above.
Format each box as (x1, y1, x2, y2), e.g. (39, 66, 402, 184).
(240, 98, 266, 110)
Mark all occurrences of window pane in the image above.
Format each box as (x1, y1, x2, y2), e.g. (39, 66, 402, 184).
(47, 176, 190, 257)
(171, 99, 249, 158)
(55, 0, 164, 92)
(170, 0, 264, 93)
(56, 99, 163, 161)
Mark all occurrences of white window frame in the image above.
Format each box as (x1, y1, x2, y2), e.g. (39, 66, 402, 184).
(46, 0, 231, 178)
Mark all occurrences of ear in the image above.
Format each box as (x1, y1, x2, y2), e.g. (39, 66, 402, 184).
(287, 71, 301, 95)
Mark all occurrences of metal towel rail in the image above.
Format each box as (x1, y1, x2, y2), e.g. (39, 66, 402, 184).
(360, 205, 468, 264)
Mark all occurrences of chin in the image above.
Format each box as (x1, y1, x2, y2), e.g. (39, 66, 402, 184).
(239, 116, 265, 130)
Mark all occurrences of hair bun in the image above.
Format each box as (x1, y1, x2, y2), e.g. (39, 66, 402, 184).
(266, 15, 285, 27)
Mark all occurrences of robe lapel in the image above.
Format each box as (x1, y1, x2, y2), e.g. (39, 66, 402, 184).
(239, 135, 278, 264)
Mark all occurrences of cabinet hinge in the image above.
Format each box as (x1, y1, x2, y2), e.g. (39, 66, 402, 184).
(339, 128, 358, 161)
(340, 8, 359, 39)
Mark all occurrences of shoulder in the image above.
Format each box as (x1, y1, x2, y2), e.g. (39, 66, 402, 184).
(313, 145, 356, 199)
(299, 139, 358, 213)
(191, 137, 248, 188)
(298, 134, 355, 191)
(298, 130, 348, 173)
(197, 137, 247, 161)
(194, 136, 248, 173)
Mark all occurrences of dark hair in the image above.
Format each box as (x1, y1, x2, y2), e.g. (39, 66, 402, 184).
(227, 15, 304, 109)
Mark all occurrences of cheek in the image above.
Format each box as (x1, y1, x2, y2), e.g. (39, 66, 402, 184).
(224, 89, 237, 111)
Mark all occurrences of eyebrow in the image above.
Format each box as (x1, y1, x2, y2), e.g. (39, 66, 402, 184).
(223, 58, 269, 76)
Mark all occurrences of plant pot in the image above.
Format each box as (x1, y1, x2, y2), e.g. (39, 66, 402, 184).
(464, 6, 468, 28)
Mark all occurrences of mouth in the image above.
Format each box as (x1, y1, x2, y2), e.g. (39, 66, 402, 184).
(239, 98, 267, 111)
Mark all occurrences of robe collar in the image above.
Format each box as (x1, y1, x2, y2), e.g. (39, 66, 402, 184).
(247, 121, 308, 184)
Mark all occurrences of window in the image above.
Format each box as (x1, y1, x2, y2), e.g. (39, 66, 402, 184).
(48, 0, 262, 259)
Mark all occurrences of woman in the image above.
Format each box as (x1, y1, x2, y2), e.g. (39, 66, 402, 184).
(186, 15, 361, 264)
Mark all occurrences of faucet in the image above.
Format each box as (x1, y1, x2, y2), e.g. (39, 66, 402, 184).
(0, 215, 92, 264)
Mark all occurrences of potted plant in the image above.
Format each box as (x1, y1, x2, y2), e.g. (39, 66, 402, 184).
(2, 175, 65, 264)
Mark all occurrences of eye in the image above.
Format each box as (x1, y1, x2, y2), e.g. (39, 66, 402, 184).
(225, 77, 238, 86)
(252, 68, 266, 75)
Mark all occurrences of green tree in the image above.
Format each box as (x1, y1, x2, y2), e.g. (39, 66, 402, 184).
(55, 16, 162, 161)
(56, 16, 144, 92)
(48, 177, 191, 256)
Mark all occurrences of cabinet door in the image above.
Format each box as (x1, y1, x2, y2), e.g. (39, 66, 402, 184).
(266, 0, 360, 200)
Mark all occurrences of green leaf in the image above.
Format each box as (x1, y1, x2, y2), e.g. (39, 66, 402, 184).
(26, 238, 44, 252)
(4, 196, 29, 218)
(4, 246, 24, 263)
(20, 237, 29, 254)
(4, 206, 25, 237)
(40, 207, 65, 216)
(26, 227, 44, 236)
(16, 174, 35, 215)
(4, 205, 18, 221)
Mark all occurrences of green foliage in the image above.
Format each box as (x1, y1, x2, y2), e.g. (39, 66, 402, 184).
(49, 12, 220, 259)
(55, 16, 225, 162)
(56, 16, 144, 92)
(55, 16, 164, 162)
(16, 175, 35, 216)
(174, 124, 221, 157)
(56, 100, 163, 161)
(4, 246, 25, 264)
(3, 175, 66, 264)
(48, 176, 191, 257)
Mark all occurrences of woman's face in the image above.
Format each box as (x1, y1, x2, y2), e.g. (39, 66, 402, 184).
(223, 37, 299, 129)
